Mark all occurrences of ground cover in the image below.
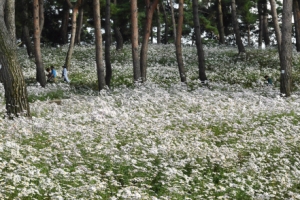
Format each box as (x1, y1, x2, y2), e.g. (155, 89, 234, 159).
(0, 44, 300, 199)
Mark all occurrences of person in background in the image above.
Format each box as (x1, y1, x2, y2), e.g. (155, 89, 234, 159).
(264, 75, 273, 85)
(62, 65, 70, 83)
(50, 66, 57, 82)
(46, 67, 53, 82)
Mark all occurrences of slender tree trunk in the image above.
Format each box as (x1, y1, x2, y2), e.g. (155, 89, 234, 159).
(33, 0, 46, 87)
(175, 0, 186, 83)
(75, 7, 84, 45)
(156, 4, 161, 44)
(258, 1, 263, 47)
(0, 0, 30, 117)
(262, 2, 270, 46)
(280, 0, 293, 97)
(21, 0, 33, 57)
(217, 0, 225, 44)
(65, 0, 83, 70)
(39, 0, 44, 37)
(131, 0, 140, 81)
(169, 0, 176, 40)
(293, 0, 300, 51)
(60, 1, 70, 44)
(193, 0, 207, 82)
(105, 0, 112, 87)
(231, 0, 245, 53)
(162, 3, 168, 44)
(4, 0, 15, 43)
(269, 0, 281, 51)
(93, 0, 106, 90)
(113, 0, 123, 50)
(247, 25, 251, 46)
(140, 0, 159, 82)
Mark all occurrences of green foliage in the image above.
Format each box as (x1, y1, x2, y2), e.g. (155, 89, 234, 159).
(28, 90, 65, 103)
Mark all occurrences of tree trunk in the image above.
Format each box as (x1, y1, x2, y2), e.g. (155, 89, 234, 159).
(4, 0, 15, 43)
(269, 0, 281, 51)
(39, 0, 44, 37)
(175, 0, 186, 83)
(161, 3, 168, 44)
(280, 0, 293, 97)
(65, 0, 83, 70)
(140, 0, 159, 82)
(156, 4, 161, 44)
(193, 0, 207, 82)
(75, 7, 84, 45)
(262, 1, 270, 46)
(169, 0, 176, 40)
(258, 1, 263, 47)
(293, 0, 300, 51)
(93, 0, 106, 90)
(21, 0, 33, 57)
(60, 1, 70, 44)
(0, 0, 30, 117)
(131, 0, 141, 82)
(247, 25, 251, 46)
(113, 0, 123, 50)
(105, 0, 112, 87)
(33, 0, 46, 87)
(217, 0, 225, 44)
(231, 0, 245, 53)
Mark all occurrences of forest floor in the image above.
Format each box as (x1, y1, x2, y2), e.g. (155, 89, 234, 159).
(0, 44, 300, 199)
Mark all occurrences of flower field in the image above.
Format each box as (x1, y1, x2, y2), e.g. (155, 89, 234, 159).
(0, 44, 300, 199)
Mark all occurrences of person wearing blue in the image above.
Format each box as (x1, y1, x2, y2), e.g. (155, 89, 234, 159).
(62, 65, 70, 83)
(50, 66, 57, 82)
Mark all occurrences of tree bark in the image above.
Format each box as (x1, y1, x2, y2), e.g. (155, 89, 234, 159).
(293, 0, 300, 51)
(280, 0, 293, 97)
(105, 0, 112, 87)
(4, 0, 16, 43)
(169, 0, 176, 40)
(193, 0, 207, 82)
(131, 0, 140, 82)
(262, 1, 270, 46)
(140, 0, 159, 82)
(60, 1, 70, 44)
(39, 0, 44, 37)
(269, 0, 281, 52)
(21, 0, 33, 57)
(0, 0, 30, 117)
(75, 6, 84, 45)
(65, 0, 83, 70)
(93, 0, 106, 90)
(217, 0, 225, 44)
(175, 0, 186, 83)
(156, 4, 161, 44)
(258, 0, 263, 47)
(231, 0, 245, 53)
(161, 3, 168, 44)
(33, 0, 46, 87)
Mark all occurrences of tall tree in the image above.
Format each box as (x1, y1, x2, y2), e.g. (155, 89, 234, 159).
(193, 0, 207, 82)
(93, 0, 106, 90)
(231, 0, 245, 53)
(33, 0, 46, 87)
(216, 0, 225, 44)
(65, 0, 83, 70)
(21, 0, 33, 57)
(75, 6, 84, 45)
(280, 0, 293, 97)
(169, 0, 176, 40)
(161, 3, 169, 44)
(262, 0, 270, 46)
(112, 0, 123, 50)
(140, 0, 159, 82)
(0, 0, 31, 117)
(131, 0, 141, 81)
(4, 0, 16, 43)
(60, 0, 70, 44)
(105, 0, 112, 87)
(293, 0, 300, 52)
(156, 4, 161, 44)
(175, 0, 186, 83)
(270, 0, 281, 51)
